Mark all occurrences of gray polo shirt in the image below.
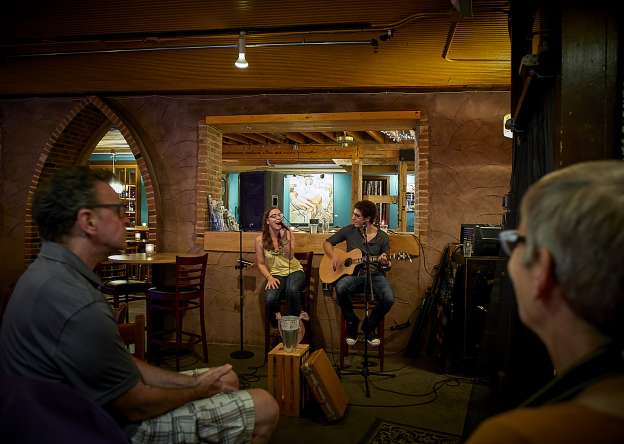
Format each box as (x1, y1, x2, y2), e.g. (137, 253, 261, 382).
(0, 241, 140, 407)
(326, 225, 390, 274)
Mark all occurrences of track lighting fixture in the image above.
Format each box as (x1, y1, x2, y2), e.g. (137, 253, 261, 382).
(235, 31, 248, 69)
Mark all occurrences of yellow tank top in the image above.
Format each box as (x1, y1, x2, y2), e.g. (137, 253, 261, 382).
(264, 249, 303, 277)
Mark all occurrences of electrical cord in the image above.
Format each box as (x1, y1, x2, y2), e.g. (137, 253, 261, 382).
(348, 376, 464, 408)
(410, 233, 434, 278)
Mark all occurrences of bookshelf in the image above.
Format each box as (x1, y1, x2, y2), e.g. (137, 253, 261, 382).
(362, 176, 396, 225)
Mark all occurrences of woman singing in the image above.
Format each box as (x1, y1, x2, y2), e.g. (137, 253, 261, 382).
(255, 208, 306, 326)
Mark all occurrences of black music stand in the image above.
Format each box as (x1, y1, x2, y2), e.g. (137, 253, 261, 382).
(339, 223, 395, 397)
(231, 229, 254, 359)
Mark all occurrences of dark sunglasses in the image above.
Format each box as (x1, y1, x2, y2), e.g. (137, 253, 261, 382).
(498, 229, 526, 256)
(89, 204, 126, 218)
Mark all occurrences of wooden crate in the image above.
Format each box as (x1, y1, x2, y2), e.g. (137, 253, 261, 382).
(267, 343, 310, 416)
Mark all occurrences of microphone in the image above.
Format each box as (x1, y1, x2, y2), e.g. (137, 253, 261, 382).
(278, 214, 292, 229)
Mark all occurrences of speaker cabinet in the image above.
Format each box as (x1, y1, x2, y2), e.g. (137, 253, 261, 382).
(238, 172, 284, 231)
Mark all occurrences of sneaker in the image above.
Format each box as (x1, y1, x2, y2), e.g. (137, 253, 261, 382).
(364, 328, 381, 347)
(346, 319, 359, 346)
(366, 335, 381, 347)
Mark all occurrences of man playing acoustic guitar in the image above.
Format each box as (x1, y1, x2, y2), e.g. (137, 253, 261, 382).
(323, 200, 394, 346)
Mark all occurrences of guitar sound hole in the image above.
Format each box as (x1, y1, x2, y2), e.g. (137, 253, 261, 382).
(344, 258, 352, 267)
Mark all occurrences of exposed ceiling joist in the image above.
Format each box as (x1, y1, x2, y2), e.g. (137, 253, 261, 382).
(322, 131, 337, 142)
(366, 130, 386, 144)
(300, 132, 326, 143)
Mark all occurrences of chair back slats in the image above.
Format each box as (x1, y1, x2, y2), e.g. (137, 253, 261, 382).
(146, 253, 209, 370)
(175, 254, 208, 293)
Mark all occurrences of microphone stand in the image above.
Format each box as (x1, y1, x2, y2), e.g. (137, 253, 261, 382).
(231, 229, 254, 359)
(340, 222, 395, 397)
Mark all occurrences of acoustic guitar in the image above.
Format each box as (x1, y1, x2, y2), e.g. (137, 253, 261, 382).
(319, 248, 410, 284)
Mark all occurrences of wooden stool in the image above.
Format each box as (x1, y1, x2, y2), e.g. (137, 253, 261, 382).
(339, 293, 385, 371)
(267, 343, 310, 416)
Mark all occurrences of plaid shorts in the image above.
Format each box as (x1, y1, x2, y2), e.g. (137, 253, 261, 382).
(131, 390, 255, 444)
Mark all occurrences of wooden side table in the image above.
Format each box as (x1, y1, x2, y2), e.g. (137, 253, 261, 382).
(267, 343, 310, 416)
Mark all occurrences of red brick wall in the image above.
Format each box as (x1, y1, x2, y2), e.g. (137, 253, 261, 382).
(196, 123, 222, 241)
(24, 96, 159, 264)
(415, 120, 430, 243)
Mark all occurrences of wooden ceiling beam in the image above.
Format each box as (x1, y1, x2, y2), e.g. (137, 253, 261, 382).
(284, 132, 306, 144)
(238, 133, 267, 144)
(222, 134, 251, 144)
(322, 131, 337, 142)
(366, 130, 385, 144)
(207, 111, 421, 125)
(346, 131, 365, 143)
(301, 132, 326, 144)
(222, 144, 400, 162)
(259, 133, 285, 143)
(205, 111, 421, 133)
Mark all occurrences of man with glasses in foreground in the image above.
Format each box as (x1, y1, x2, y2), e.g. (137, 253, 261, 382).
(0, 167, 278, 443)
(467, 160, 624, 444)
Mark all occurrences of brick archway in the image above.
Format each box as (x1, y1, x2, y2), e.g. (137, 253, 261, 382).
(24, 96, 158, 264)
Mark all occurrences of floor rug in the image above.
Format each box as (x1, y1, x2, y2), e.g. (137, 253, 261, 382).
(360, 418, 462, 444)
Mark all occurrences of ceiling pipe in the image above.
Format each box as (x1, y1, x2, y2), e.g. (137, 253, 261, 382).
(4, 12, 451, 58)
(8, 39, 378, 58)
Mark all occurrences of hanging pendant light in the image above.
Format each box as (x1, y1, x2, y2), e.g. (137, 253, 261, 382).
(235, 31, 248, 69)
(110, 150, 124, 194)
(336, 131, 354, 148)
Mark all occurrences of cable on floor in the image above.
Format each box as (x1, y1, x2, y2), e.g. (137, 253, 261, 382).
(348, 376, 464, 408)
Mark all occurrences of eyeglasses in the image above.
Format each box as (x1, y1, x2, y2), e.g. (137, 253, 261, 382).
(89, 204, 126, 218)
(498, 229, 526, 256)
(352, 212, 363, 219)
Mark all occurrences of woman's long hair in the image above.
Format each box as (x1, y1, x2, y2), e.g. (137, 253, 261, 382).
(261, 207, 284, 252)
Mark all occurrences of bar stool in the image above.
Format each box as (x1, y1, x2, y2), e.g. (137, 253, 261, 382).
(146, 254, 208, 371)
(98, 258, 148, 322)
(263, 251, 314, 360)
(339, 292, 385, 371)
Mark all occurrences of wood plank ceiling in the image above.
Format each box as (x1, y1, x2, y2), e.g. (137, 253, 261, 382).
(1, 0, 511, 95)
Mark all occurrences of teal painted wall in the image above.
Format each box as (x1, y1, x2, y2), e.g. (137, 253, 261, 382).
(227, 172, 404, 229)
(228, 173, 240, 222)
(333, 173, 352, 227)
(388, 175, 398, 228)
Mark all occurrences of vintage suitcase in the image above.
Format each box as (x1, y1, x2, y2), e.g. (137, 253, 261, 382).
(301, 349, 348, 421)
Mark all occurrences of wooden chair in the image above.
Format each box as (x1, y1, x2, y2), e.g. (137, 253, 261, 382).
(118, 314, 145, 360)
(339, 292, 385, 371)
(263, 251, 314, 359)
(145, 254, 208, 371)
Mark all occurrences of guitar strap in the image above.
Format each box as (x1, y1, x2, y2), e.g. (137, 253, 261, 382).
(520, 342, 624, 408)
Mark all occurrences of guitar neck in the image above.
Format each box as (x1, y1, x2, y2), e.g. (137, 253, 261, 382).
(353, 255, 383, 265)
